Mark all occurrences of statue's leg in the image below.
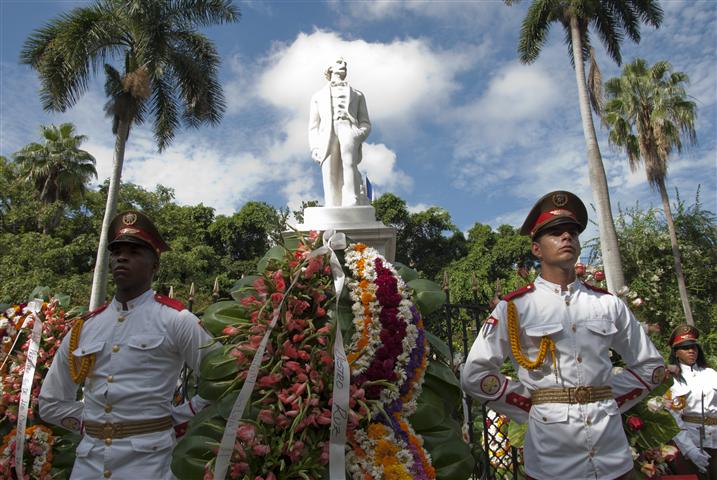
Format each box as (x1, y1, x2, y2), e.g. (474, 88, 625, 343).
(336, 121, 361, 207)
(323, 133, 342, 207)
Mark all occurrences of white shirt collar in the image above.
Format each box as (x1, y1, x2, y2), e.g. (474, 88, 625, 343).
(535, 275, 579, 294)
(112, 288, 154, 312)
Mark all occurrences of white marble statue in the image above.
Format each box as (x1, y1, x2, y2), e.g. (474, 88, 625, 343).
(308, 58, 372, 207)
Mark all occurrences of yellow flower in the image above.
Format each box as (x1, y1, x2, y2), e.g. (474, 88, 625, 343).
(367, 423, 385, 440)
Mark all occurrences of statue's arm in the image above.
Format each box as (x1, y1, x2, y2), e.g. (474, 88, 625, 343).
(308, 94, 322, 154)
(355, 93, 371, 142)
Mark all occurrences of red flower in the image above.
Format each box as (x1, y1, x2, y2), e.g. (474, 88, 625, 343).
(575, 263, 586, 276)
(626, 415, 644, 431)
(594, 271, 605, 282)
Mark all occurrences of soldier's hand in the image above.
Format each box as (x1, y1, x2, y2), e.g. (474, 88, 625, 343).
(687, 448, 710, 472)
(665, 364, 681, 379)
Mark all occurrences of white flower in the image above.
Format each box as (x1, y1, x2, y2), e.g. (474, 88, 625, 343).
(646, 396, 664, 413)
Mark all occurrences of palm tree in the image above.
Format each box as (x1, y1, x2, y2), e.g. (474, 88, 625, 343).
(603, 58, 697, 324)
(21, 0, 239, 309)
(505, 0, 663, 293)
(13, 123, 97, 233)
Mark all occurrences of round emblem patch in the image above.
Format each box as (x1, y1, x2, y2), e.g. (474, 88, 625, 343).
(479, 374, 501, 396)
(122, 212, 137, 225)
(60, 416, 81, 431)
(651, 366, 666, 384)
(552, 193, 568, 207)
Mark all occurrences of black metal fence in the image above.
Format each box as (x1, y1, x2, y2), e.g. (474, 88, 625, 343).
(424, 277, 524, 480)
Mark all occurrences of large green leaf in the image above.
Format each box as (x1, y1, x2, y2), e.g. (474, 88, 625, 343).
(411, 358, 475, 480)
(426, 331, 451, 363)
(230, 275, 261, 303)
(425, 358, 461, 393)
(407, 278, 445, 316)
(171, 434, 220, 479)
(394, 262, 419, 283)
(257, 245, 286, 272)
(201, 301, 247, 337)
(199, 345, 241, 380)
(198, 376, 238, 401)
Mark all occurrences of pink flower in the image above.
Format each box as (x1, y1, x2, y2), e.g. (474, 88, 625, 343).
(222, 326, 239, 336)
(251, 444, 271, 456)
(660, 444, 679, 462)
(639, 461, 656, 477)
(272, 271, 286, 292)
(257, 409, 274, 424)
(236, 424, 255, 443)
(594, 271, 605, 282)
(626, 415, 644, 431)
(258, 374, 282, 388)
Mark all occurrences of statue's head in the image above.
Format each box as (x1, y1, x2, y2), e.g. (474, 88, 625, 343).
(324, 57, 347, 81)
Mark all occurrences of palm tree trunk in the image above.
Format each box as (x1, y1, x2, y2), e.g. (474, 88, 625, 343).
(89, 119, 130, 310)
(569, 15, 625, 293)
(657, 178, 694, 325)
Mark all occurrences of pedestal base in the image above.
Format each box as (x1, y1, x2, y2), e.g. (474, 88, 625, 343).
(291, 206, 396, 262)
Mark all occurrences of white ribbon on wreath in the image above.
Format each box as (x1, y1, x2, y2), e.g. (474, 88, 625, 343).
(15, 299, 44, 479)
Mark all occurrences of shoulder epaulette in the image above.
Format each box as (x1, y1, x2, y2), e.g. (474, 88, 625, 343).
(582, 282, 612, 295)
(502, 283, 535, 302)
(80, 303, 108, 321)
(155, 294, 186, 311)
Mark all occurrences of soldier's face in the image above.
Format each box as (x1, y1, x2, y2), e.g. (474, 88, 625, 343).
(109, 243, 158, 289)
(532, 225, 581, 268)
(675, 344, 698, 366)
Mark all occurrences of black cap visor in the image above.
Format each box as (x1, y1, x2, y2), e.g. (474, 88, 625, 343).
(532, 217, 584, 239)
(108, 235, 155, 253)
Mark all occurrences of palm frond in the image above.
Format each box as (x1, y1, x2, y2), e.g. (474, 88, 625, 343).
(587, 47, 604, 116)
(518, 0, 556, 64)
(150, 76, 180, 151)
(172, 0, 240, 27)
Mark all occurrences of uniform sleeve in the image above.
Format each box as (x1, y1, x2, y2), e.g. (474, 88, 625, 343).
(461, 301, 532, 423)
(38, 335, 84, 432)
(168, 309, 217, 425)
(609, 298, 665, 412)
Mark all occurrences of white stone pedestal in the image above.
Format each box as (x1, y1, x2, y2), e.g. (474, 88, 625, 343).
(291, 206, 396, 262)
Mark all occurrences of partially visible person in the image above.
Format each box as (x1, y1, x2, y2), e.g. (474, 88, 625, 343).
(40, 211, 214, 479)
(666, 324, 717, 479)
(461, 190, 665, 480)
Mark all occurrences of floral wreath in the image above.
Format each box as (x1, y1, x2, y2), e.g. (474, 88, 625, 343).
(174, 234, 441, 479)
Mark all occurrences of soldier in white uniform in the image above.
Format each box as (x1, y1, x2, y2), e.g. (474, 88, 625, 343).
(39, 211, 214, 479)
(461, 191, 665, 480)
(666, 324, 716, 478)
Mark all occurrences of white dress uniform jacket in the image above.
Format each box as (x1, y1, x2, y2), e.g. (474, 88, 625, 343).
(39, 289, 214, 479)
(668, 364, 717, 457)
(462, 277, 665, 480)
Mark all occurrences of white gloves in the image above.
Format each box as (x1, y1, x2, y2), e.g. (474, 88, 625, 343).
(686, 447, 710, 472)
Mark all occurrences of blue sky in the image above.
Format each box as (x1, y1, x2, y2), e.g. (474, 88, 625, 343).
(1, 1, 715, 243)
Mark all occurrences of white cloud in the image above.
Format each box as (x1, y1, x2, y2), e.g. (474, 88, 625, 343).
(360, 143, 412, 191)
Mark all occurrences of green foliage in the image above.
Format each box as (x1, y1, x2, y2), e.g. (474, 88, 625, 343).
(589, 194, 716, 341)
(373, 193, 467, 280)
(446, 222, 532, 306)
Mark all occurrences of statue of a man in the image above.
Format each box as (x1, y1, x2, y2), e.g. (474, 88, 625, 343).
(308, 58, 371, 207)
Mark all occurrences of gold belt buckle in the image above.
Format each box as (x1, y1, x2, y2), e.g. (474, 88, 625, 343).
(573, 386, 590, 404)
(101, 422, 117, 439)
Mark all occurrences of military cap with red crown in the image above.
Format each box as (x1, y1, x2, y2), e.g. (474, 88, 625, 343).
(669, 323, 700, 348)
(519, 190, 588, 239)
(108, 211, 170, 256)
